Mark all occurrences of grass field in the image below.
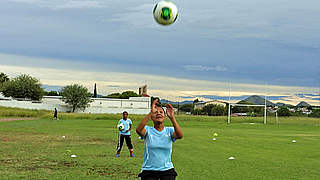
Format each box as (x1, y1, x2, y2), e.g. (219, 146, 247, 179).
(0, 106, 320, 179)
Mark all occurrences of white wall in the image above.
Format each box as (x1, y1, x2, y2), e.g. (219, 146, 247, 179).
(0, 95, 151, 114)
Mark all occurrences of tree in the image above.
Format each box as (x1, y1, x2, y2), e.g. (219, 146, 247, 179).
(211, 104, 227, 116)
(277, 106, 291, 116)
(193, 98, 199, 104)
(44, 91, 59, 96)
(232, 100, 253, 113)
(120, 91, 140, 99)
(105, 91, 140, 99)
(309, 109, 320, 118)
(179, 104, 193, 112)
(0, 72, 9, 84)
(1, 74, 44, 100)
(104, 93, 121, 98)
(0, 72, 9, 90)
(191, 108, 202, 115)
(202, 104, 215, 116)
(93, 83, 97, 98)
(60, 84, 93, 112)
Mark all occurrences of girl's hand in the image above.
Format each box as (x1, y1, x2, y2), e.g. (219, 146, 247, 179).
(166, 103, 174, 119)
(151, 99, 159, 114)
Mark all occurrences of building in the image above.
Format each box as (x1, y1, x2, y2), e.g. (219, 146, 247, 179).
(139, 85, 149, 97)
(231, 113, 247, 117)
(194, 100, 227, 109)
(0, 93, 151, 114)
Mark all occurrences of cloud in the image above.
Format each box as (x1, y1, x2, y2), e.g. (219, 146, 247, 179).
(7, 0, 107, 9)
(2, 0, 319, 88)
(179, 96, 195, 99)
(54, 1, 105, 9)
(271, 94, 320, 106)
(107, 3, 155, 29)
(296, 93, 320, 100)
(266, 96, 290, 101)
(183, 65, 227, 72)
(8, 0, 41, 3)
(1, 56, 319, 106)
(107, 85, 120, 88)
(305, 94, 320, 97)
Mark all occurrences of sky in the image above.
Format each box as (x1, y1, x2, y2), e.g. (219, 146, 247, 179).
(0, 0, 319, 105)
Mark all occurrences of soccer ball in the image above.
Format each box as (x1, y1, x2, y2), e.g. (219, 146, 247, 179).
(153, 1, 178, 25)
(117, 123, 124, 131)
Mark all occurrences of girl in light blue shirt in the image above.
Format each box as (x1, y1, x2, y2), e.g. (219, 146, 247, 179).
(116, 111, 134, 157)
(136, 99, 183, 180)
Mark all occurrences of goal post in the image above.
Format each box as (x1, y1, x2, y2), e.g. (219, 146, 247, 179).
(227, 103, 267, 124)
(227, 82, 268, 124)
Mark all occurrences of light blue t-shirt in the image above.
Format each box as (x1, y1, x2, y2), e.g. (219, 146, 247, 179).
(141, 126, 176, 171)
(118, 119, 132, 135)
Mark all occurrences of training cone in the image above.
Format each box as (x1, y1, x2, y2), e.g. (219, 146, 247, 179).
(228, 156, 235, 160)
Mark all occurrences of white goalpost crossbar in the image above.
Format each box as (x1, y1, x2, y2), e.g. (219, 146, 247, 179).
(230, 104, 265, 107)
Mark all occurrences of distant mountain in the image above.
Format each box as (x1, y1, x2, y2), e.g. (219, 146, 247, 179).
(242, 95, 275, 106)
(160, 99, 197, 105)
(275, 102, 289, 106)
(296, 101, 311, 107)
(275, 102, 295, 107)
(276, 102, 286, 106)
(42, 85, 62, 92)
(93, 94, 105, 98)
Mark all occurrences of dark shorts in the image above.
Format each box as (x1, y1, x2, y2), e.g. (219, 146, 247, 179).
(138, 168, 177, 180)
(116, 134, 133, 152)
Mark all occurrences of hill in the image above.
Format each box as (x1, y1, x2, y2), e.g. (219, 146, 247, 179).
(160, 99, 197, 105)
(242, 95, 275, 106)
(275, 102, 294, 107)
(296, 101, 311, 107)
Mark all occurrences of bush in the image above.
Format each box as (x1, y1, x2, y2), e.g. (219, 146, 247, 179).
(191, 108, 202, 115)
(211, 105, 226, 116)
(179, 104, 193, 112)
(200, 104, 227, 116)
(309, 109, 320, 118)
(104, 91, 140, 99)
(278, 106, 291, 116)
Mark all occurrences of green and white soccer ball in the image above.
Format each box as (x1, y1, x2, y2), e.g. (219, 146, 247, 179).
(153, 1, 178, 25)
(117, 123, 124, 131)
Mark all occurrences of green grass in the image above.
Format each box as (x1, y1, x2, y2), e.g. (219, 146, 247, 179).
(0, 106, 50, 118)
(0, 107, 320, 179)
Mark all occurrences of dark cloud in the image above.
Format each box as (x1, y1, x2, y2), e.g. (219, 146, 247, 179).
(1, 0, 319, 88)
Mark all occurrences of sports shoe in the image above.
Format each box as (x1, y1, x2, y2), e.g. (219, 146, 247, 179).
(115, 154, 120, 157)
(130, 153, 135, 157)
